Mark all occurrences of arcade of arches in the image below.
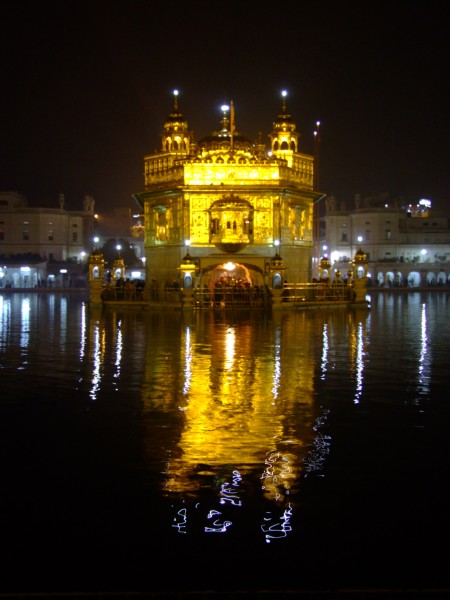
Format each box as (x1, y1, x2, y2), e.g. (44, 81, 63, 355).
(374, 268, 449, 288)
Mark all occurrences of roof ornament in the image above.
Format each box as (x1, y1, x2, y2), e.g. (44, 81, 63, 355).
(173, 89, 179, 112)
(281, 89, 288, 114)
(220, 104, 230, 134)
(218, 101, 236, 150)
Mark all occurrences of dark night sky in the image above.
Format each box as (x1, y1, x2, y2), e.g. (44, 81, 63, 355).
(1, 0, 449, 214)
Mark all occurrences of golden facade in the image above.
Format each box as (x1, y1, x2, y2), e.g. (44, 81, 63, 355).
(133, 91, 322, 296)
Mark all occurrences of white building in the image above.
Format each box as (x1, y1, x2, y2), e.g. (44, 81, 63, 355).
(0, 191, 96, 288)
(320, 193, 450, 287)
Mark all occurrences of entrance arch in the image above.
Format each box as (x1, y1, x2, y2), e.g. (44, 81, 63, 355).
(199, 259, 265, 289)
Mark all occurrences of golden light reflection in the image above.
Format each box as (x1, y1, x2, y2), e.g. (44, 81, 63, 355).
(354, 322, 364, 404)
(77, 309, 374, 544)
(347, 310, 369, 404)
(271, 326, 281, 400)
(182, 326, 192, 398)
(156, 313, 324, 542)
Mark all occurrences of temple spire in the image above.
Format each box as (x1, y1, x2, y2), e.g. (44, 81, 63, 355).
(281, 89, 287, 113)
(173, 89, 179, 112)
(160, 89, 192, 155)
(268, 89, 300, 167)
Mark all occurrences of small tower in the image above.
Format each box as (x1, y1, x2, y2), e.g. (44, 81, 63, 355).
(88, 250, 105, 305)
(267, 246, 286, 289)
(352, 248, 369, 304)
(268, 90, 300, 167)
(266, 242, 286, 307)
(112, 253, 125, 284)
(319, 256, 331, 282)
(179, 246, 198, 308)
(160, 89, 193, 156)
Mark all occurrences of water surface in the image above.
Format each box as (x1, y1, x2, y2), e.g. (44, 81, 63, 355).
(0, 291, 449, 594)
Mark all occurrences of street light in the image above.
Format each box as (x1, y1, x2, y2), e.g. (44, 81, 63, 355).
(313, 120, 321, 192)
(274, 239, 281, 258)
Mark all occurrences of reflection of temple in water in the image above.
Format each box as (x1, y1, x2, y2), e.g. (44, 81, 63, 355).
(80, 306, 369, 539)
(132, 91, 322, 298)
(137, 312, 326, 526)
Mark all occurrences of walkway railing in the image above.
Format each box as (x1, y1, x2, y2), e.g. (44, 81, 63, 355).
(276, 282, 354, 303)
(99, 282, 356, 308)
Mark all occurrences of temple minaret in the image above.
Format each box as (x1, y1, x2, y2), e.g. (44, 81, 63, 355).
(160, 89, 193, 155)
(268, 90, 300, 167)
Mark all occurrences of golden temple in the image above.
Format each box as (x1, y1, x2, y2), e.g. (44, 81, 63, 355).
(132, 90, 323, 296)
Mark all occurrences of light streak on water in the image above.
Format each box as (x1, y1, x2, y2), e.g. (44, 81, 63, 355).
(219, 469, 243, 507)
(224, 326, 235, 371)
(79, 302, 87, 361)
(0, 295, 10, 351)
(271, 325, 281, 400)
(261, 504, 293, 543)
(113, 319, 122, 383)
(353, 321, 365, 404)
(20, 296, 30, 351)
(418, 302, 431, 395)
(89, 322, 101, 400)
(320, 323, 328, 380)
(182, 326, 192, 396)
(303, 410, 331, 476)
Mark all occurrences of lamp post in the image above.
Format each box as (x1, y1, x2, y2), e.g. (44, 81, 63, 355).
(274, 239, 281, 258)
(313, 193, 327, 281)
(312, 121, 323, 281)
(313, 121, 321, 192)
(113, 244, 125, 283)
(179, 240, 197, 308)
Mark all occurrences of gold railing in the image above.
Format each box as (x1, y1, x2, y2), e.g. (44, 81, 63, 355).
(99, 282, 356, 308)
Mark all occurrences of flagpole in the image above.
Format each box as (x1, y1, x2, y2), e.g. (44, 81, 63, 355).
(230, 100, 235, 151)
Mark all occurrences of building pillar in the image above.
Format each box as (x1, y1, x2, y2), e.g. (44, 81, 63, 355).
(318, 256, 331, 283)
(88, 250, 105, 306)
(266, 250, 286, 309)
(352, 248, 369, 304)
(179, 251, 198, 309)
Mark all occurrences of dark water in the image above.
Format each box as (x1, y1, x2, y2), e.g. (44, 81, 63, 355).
(0, 291, 449, 595)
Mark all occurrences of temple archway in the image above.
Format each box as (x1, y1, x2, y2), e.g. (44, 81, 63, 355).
(199, 260, 265, 289)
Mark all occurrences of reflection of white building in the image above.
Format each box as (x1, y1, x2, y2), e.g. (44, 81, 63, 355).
(0, 191, 96, 288)
(320, 194, 450, 287)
